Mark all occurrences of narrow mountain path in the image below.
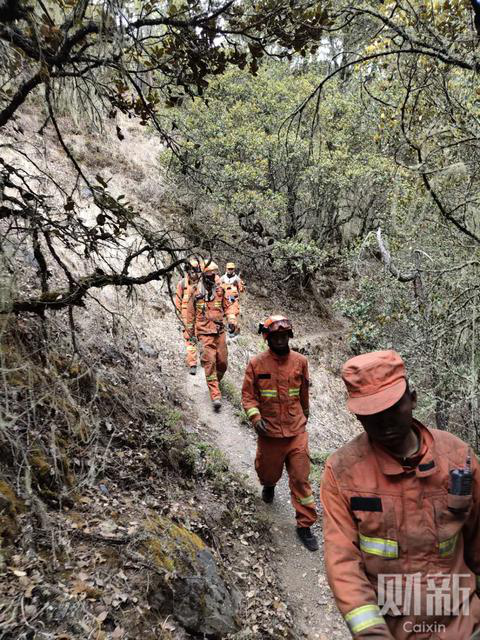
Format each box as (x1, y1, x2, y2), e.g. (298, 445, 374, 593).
(149, 287, 354, 638)
(183, 358, 349, 640)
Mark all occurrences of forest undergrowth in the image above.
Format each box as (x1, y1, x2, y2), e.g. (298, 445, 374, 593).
(0, 302, 297, 640)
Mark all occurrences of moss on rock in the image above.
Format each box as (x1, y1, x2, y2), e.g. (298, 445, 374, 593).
(28, 444, 74, 503)
(143, 515, 206, 573)
(0, 479, 23, 546)
(140, 515, 240, 638)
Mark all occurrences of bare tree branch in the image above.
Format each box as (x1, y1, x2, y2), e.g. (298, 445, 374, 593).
(375, 227, 418, 282)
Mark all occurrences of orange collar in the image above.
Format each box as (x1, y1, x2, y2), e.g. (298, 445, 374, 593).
(268, 348, 291, 362)
(371, 420, 437, 478)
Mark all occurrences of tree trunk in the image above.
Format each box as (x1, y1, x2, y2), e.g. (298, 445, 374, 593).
(435, 396, 449, 430)
(285, 182, 297, 238)
(306, 277, 330, 319)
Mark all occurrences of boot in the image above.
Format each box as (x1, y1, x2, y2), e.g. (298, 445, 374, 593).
(212, 398, 222, 412)
(296, 527, 319, 552)
(189, 366, 197, 375)
(261, 486, 275, 504)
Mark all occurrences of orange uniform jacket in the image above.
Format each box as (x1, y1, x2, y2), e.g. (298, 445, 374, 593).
(242, 350, 309, 437)
(175, 276, 194, 326)
(220, 275, 244, 325)
(220, 282, 240, 324)
(220, 274, 244, 294)
(320, 421, 480, 639)
(186, 278, 238, 336)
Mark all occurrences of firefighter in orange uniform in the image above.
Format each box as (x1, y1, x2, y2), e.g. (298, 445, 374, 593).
(241, 315, 318, 551)
(321, 350, 480, 639)
(220, 262, 244, 336)
(221, 262, 244, 293)
(186, 261, 237, 411)
(175, 258, 201, 375)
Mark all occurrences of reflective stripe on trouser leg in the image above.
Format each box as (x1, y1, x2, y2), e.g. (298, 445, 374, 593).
(200, 334, 221, 400)
(184, 336, 197, 367)
(216, 332, 228, 382)
(285, 432, 316, 527)
(255, 435, 288, 487)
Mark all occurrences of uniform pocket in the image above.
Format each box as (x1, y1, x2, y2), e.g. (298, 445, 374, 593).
(433, 493, 471, 560)
(287, 370, 302, 415)
(258, 375, 278, 417)
(447, 493, 472, 514)
(351, 495, 399, 576)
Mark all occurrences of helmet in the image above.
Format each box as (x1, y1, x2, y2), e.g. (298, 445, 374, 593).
(258, 315, 293, 338)
(203, 260, 219, 274)
(226, 262, 236, 269)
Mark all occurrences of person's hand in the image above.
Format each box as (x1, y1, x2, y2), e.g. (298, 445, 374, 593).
(254, 419, 268, 436)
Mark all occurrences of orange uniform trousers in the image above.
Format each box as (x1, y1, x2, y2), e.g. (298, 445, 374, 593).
(228, 309, 241, 335)
(182, 330, 198, 367)
(255, 431, 316, 528)
(199, 332, 227, 400)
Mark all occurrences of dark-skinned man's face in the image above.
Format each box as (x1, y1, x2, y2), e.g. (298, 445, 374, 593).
(189, 270, 200, 282)
(267, 331, 290, 354)
(227, 268, 235, 277)
(356, 388, 417, 450)
(204, 272, 216, 284)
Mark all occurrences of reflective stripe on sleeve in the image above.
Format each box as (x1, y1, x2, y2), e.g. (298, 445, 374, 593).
(288, 387, 300, 397)
(298, 495, 315, 506)
(260, 389, 278, 397)
(246, 407, 260, 419)
(439, 533, 458, 558)
(206, 374, 218, 382)
(359, 533, 398, 558)
(345, 604, 386, 634)
(186, 346, 197, 351)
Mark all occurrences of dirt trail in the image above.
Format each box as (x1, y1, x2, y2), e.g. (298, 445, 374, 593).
(143, 279, 355, 638)
(182, 338, 350, 640)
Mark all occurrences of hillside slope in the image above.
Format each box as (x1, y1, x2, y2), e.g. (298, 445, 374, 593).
(0, 110, 358, 639)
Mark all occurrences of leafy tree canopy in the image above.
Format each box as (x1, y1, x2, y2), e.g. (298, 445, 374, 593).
(0, 0, 332, 315)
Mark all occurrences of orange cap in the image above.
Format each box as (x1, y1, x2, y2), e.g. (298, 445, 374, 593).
(341, 350, 407, 415)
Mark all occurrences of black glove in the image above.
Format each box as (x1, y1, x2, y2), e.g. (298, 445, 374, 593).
(254, 419, 268, 436)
